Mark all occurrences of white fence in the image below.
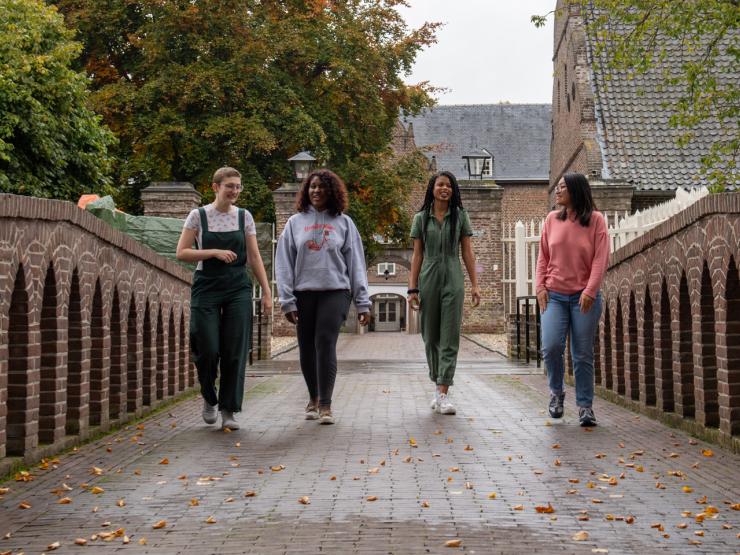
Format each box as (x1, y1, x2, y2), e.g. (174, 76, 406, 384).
(501, 187, 709, 315)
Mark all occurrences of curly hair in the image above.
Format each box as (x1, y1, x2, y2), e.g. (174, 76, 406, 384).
(295, 169, 348, 216)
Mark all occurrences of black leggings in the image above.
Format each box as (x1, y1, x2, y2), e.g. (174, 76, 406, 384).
(295, 290, 351, 407)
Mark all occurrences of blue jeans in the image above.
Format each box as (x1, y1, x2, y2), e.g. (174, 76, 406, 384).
(540, 290, 602, 408)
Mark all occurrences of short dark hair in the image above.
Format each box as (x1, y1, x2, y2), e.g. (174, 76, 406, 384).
(295, 169, 348, 216)
(557, 172, 597, 227)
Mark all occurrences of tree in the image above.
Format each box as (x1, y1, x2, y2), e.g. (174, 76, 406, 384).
(51, 0, 439, 238)
(0, 0, 116, 200)
(533, 0, 739, 190)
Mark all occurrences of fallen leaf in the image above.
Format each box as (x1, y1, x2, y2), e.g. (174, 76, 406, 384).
(569, 479, 580, 484)
(330, 475, 336, 481)
(421, 500, 430, 508)
(625, 516, 635, 524)
(591, 549, 608, 554)
(535, 503, 555, 513)
(592, 499, 603, 504)
(205, 516, 216, 524)
(464, 482, 473, 490)
(367, 495, 378, 501)
(159, 458, 169, 465)
(123, 535, 130, 544)
(731, 503, 740, 511)
(18, 501, 31, 509)
(578, 515, 590, 521)
(152, 520, 167, 529)
(58, 497, 72, 504)
(696, 496, 708, 505)
(368, 467, 379, 474)
(513, 504, 524, 511)
(464, 445, 474, 451)
(91, 466, 104, 476)
(298, 496, 310, 505)
(0, 487, 8, 495)
(552, 443, 560, 449)
(682, 486, 694, 493)
(487, 493, 497, 499)
(47, 541, 61, 550)
(694, 530, 704, 536)
(567, 489, 577, 494)
(15, 471, 33, 482)
(445, 539, 462, 548)
(75, 538, 88, 545)
(722, 523, 732, 529)
(190, 498, 199, 506)
(116, 499, 125, 507)
(409, 437, 417, 447)
(554, 459, 561, 466)
(702, 449, 714, 457)
(379, 459, 386, 466)
(677, 523, 688, 529)
(656, 482, 666, 489)
(271, 465, 285, 472)
(244, 491, 256, 497)
(139, 538, 147, 545)
(403, 456, 412, 463)
(669, 453, 679, 458)
(573, 531, 589, 541)
(595, 453, 606, 459)
(448, 467, 460, 472)
(90, 486, 105, 494)
(688, 540, 702, 545)
(545, 421, 552, 427)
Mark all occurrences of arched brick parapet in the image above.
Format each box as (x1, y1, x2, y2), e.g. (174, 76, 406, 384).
(597, 193, 739, 446)
(601, 304, 612, 390)
(613, 297, 625, 395)
(0, 194, 194, 466)
(625, 291, 639, 401)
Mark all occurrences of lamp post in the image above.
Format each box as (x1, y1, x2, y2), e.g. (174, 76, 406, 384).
(462, 149, 491, 180)
(288, 151, 317, 182)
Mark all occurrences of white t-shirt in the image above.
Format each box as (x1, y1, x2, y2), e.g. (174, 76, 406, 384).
(184, 204, 257, 270)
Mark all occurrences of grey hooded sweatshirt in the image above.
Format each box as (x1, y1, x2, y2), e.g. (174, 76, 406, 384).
(276, 206, 371, 314)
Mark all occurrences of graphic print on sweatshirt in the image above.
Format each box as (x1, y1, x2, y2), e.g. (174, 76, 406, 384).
(304, 223, 335, 252)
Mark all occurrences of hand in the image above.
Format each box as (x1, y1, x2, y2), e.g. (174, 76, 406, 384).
(260, 291, 272, 316)
(470, 285, 481, 307)
(408, 292, 420, 311)
(285, 311, 299, 325)
(358, 311, 370, 326)
(579, 293, 594, 313)
(536, 289, 549, 313)
(213, 249, 237, 263)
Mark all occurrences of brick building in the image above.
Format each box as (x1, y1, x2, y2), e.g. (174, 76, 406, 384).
(551, 0, 737, 213)
(365, 104, 551, 334)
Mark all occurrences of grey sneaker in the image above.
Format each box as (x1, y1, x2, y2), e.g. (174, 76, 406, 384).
(319, 407, 334, 425)
(548, 392, 565, 419)
(221, 410, 240, 430)
(579, 407, 597, 427)
(202, 400, 218, 425)
(305, 400, 319, 420)
(437, 393, 456, 415)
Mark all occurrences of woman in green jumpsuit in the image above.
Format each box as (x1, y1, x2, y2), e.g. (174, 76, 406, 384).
(176, 167, 271, 430)
(408, 171, 480, 415)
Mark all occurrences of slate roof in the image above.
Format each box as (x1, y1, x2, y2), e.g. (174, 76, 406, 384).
(402, 104, 551, 181)
(584, 12, 738, 191)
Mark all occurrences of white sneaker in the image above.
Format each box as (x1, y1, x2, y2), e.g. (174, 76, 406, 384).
(430, 391, 440, 411)
(437, 393, 456, 415)
(202, 400, 218, 425)
(221, 410, 240, 430)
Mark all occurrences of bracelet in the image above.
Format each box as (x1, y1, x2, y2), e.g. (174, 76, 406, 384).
(407, 288, 419, 294)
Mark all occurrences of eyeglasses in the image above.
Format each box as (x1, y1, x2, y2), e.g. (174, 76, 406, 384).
(554, 185, 567, 192)
(221, 184, 243, 192)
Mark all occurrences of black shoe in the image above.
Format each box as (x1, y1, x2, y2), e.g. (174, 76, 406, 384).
(579, 407, 597, 427)
(548, 392, 565, 419)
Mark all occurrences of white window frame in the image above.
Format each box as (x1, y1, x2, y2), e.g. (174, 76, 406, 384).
(482, 157, 493, 177)
(377, 262, 396, 276)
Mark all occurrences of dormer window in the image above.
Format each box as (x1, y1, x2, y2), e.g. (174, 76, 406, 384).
(462, 148, 493, 179)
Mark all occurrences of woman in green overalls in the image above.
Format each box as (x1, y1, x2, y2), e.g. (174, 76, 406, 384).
(408, 171, 480, 415)
(176, 167, 271, 430)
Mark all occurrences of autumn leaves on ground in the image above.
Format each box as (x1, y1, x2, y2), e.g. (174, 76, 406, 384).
(1, 340, 739, 554)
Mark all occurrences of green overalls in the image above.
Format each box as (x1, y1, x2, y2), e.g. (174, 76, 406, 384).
(189, 207, 252, 412)
(410, 208, 473, 386)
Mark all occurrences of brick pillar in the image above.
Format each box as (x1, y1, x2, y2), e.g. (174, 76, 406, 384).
(589, 180, 634, 223)
(141, 182, 201, 219)
(272, 183, 300, 337)
(460, 180, 504, 333)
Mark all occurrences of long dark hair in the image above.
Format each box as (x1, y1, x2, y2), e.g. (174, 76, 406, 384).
(295, 169, 348, 217)
(557, 172, 597, 227)
(418, 171, 464, 247)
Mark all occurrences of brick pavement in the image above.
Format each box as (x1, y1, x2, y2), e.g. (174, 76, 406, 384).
(1, 334, 739, 554)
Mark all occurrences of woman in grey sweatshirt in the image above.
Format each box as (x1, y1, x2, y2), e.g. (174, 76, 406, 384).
(276, 169, 371, 424)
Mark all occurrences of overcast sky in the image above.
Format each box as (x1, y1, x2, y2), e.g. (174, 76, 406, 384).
(398, 0, 555, 105)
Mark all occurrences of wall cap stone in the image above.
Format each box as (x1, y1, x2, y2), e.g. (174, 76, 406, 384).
(0, 194, 192, 284)
(609, 192, 740, 269)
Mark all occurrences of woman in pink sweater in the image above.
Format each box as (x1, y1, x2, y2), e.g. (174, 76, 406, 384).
(535, 173, 609, 427)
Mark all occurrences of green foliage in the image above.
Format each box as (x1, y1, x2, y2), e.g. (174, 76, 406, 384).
(340, 148, 428, 262)
(51, 0, 439, 230)
(534, 0, 739, 190)
(0, 0, 116, 200)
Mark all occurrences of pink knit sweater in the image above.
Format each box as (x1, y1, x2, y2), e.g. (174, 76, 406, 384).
(535, 210, 610, 299)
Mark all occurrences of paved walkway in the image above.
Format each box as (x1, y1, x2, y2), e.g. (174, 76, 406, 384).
(1, 334, 739, 554)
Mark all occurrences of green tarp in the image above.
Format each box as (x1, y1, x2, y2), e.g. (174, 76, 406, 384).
(85, 196, 274, 281)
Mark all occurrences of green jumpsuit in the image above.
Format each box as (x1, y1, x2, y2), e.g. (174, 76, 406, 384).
(410, 208, 473, 386)
(189, 207, 252, 412)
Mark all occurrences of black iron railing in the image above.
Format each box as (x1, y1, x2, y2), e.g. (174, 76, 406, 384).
(515, 295, 541, 368)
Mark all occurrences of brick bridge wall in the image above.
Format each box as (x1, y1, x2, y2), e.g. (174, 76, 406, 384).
(583, 193, 740, 446)
(0, 194, 195, 469)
